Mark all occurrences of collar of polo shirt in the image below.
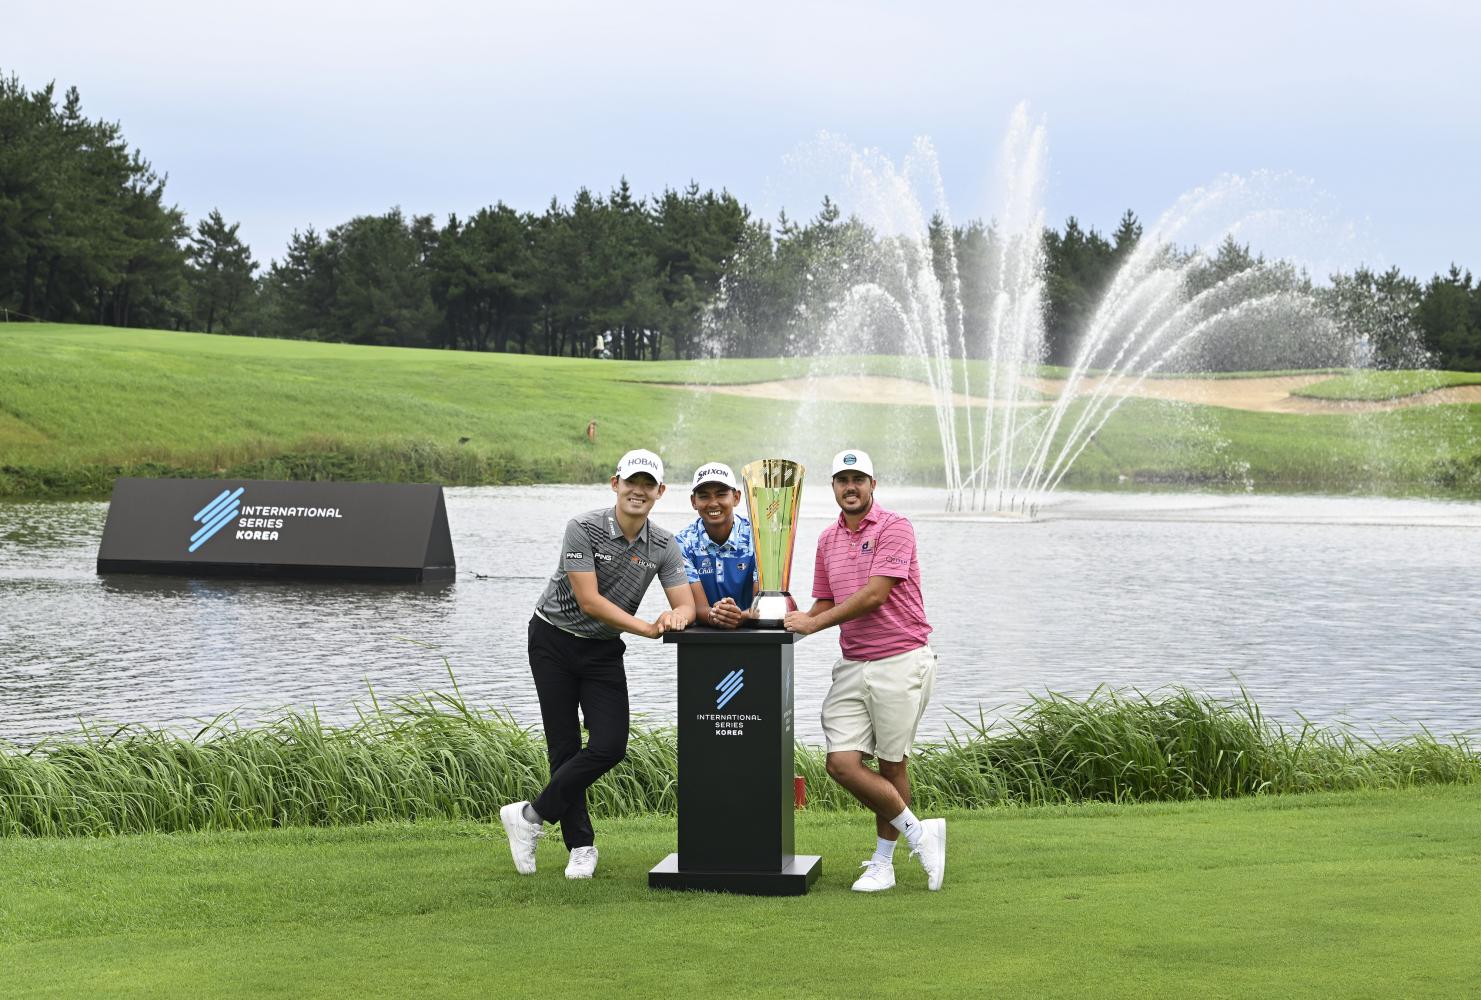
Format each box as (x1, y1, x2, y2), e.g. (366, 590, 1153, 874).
(838, 502, 882, 530)
(702, 517, 742, 552)
(606, 509, 650, 543)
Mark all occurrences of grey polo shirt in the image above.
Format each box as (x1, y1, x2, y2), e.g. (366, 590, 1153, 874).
(534, 507, 688, 639)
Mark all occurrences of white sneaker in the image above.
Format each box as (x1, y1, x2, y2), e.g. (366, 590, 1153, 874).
(910, 818, 946, 890)
(565, 846, 598, 879)
(499, 801, 543, 875)
(850, 857, 896, 892)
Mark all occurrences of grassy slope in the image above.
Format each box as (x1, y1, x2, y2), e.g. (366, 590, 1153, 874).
(0, 326, 939, 494)
(3, 324, 1479, 497)
(1296, 369, 1481, 401)
(2, 787, 1478, 998)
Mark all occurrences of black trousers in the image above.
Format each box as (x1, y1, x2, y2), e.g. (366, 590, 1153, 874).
(527, 615, 630, 850)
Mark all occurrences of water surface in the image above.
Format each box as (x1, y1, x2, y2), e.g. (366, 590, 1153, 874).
(2, 487, 1478, 745)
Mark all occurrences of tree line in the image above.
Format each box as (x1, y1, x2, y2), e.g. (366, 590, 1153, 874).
(4, 72, 1479, 370)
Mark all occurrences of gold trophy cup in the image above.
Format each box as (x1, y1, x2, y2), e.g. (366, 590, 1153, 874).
(740, 458, 804, 628)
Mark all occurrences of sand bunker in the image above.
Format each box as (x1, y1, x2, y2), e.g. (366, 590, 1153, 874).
(692, 374, 1481, 414)
(702, 375, 990, 408)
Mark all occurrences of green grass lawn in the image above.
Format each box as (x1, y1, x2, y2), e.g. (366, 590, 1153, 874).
(0, 325, 944, 495)
(3, 324, 1479, 498)
(2, 786, 1477, 998)
(1295, 369, 1481, 401)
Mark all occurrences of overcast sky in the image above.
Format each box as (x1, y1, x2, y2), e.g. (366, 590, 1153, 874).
(7, 0, 1479, 278)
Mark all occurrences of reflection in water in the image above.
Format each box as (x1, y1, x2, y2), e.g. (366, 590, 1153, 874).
(98, 574, 453, 601)
(2, 487, 1479, 746)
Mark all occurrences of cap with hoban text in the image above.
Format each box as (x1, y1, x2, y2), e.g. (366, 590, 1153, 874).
(615, 449, 665, 485)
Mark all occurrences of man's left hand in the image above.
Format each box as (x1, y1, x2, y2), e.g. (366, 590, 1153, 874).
(783, 610, 819, 635)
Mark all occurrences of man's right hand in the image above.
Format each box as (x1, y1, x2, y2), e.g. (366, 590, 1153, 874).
(655, 609, 690, 634)
(783, 609, 822, 635)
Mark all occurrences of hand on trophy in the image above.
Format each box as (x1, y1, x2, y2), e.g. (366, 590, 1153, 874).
(710, 597, 742, 629)
(782, 610, 819, 635)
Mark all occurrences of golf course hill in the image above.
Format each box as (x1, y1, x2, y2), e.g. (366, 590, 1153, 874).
(3, 323, 1479, 499)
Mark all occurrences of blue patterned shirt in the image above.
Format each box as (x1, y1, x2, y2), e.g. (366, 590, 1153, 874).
(675, 514, 755, 610)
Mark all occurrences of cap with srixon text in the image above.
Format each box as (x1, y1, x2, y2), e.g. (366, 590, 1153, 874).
(690, 462, 739, 491)
(615, 449, 665, 484)
(830, 449, 874, 478)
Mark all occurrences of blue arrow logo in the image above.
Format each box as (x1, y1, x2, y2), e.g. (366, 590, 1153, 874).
(188, 487, 244, 553)
(716, 669, 744, 710)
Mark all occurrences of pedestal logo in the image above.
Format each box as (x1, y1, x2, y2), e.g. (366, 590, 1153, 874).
(696, 667, 761, 736)
(716, 669, 744, 709)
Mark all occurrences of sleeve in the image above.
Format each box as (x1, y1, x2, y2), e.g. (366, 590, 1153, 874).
(811, 538, 833, 601)
(560, 519, 594, 572)
(682, 556, 702, 584)
(677, 534, 702, 584)
(657, 540, 689, 589)
(871, 517, 915, 580)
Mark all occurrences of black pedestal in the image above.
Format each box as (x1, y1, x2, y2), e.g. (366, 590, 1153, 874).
(649, 628, 821, 896)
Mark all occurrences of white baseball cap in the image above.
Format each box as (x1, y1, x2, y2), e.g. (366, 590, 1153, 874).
(690, 462, 740, 491)
(830, 449, 875, 478)
(615, 449, 665, 484)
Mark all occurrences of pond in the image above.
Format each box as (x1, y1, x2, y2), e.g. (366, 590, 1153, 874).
(2, 486, 1478, 746)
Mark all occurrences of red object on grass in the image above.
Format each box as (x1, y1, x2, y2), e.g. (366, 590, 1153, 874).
(794, 775, 807, 808)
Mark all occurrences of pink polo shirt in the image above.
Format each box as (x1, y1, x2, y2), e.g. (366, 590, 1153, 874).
(811, 501, 931, 661)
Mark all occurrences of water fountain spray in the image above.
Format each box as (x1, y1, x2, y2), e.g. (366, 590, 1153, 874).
(780, 110, 1378, 514)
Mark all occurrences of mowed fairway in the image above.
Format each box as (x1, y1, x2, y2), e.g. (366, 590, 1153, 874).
(3, 786, 1478, 998)
(3, 324, 1480, 497)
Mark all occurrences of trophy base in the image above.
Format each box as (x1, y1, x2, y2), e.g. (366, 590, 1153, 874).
(744, 591, 797, 629)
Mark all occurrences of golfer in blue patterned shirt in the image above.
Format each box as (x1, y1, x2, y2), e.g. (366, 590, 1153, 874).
(674, 462, 755, 629)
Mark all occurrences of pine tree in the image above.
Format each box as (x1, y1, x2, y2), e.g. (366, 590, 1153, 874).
(188, 209, 257, 333)
(1111, 209, 1142, 259)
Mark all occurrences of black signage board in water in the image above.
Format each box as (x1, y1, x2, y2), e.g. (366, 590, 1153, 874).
(649, 628, 822, 896)
(97, 478, 455, 583)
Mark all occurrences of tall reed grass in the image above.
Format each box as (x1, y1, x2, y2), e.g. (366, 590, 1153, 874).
(2, 684, 1474, 837)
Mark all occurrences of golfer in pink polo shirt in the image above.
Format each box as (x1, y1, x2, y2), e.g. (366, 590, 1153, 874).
(784, 449, 945, 893)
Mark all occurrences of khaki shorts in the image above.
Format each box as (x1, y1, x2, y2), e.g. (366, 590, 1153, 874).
(820, 644, 937, 762)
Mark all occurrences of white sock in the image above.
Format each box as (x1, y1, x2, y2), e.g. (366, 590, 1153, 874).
(890, 808, 923, 849)
(873, 836, 898, 863)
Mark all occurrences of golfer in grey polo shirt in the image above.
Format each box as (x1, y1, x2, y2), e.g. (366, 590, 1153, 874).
(500, 448, 695, 880)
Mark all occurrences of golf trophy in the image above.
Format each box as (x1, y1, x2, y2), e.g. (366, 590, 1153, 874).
(740, 458, 804, 628)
